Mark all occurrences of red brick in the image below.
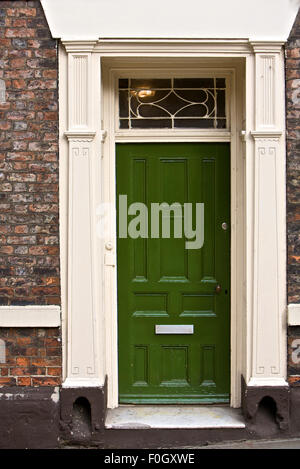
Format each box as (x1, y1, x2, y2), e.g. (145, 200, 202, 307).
(17, 377, 31, 386)
(44, 111, 58, 120)
(42, 70, 57, 79)
(288, 376, 300, 386)
(32, 377, 61, 386)
(31, 357, 61, 367)
(5, 28, 35, 38)
(0, 226, 11, 234)
(16, 357, 30, 366)
(0, 246, 13, 254)
(0, 1, 61, 388)
(11, 19, 27, 28)
(0, 377, 16, 385)
(9, 57, 26, 68)
(0, 368, 9, 377)
(16, 336, 32, 346)
(24, 347, 38, 357)
(18, 8, 37, 17)
(7, 235, 36, 245)
(0, 121, 11, 130)
(12, 79, 26, 89)
(14, 225, 28, 234)
(47, 367, 62, 377)
(9, 366, 29, 376)
(0, 39, 11, 47)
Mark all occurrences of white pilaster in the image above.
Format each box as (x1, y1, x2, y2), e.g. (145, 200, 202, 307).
(248, 42, 287, 387)
(62, 42, 104, 388)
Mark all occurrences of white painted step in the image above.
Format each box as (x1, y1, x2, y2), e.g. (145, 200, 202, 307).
(105, 405, 246, 429)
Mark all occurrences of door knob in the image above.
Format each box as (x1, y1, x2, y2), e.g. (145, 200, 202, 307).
(221, 222, 228, 231)
(215, 284, 222, 293)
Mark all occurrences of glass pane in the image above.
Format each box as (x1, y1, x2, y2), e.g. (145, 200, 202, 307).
(216, 89, 226, 118)
(217, 119, 227, 129)
(119, 119, 129, 129)
(119, 90, 129, 118)
(131, 118, 172, 129)
(118, 77, 227, 130)
(216, 78, 226, 88)
(174, 118, 215, 129)
(119, 79, 129, 89)
(131, 78, 171, 89)
(174, 78, 215, 88)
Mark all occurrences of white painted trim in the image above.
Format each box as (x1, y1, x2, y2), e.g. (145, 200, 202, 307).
(250, 131, 283, 139)
(115, 134, 231, 142)
(64, 131, 96, 141)
(0, 306, 61, 327)
(95, 39, 252, 58)
(246, 44, 287, 386)
(62, 377, 103, 388)
(60, 45, 105, 388)
(58, 39, 288, 412)
(102, 59, 245, 409)
(248, 377, 288, 387)
(62, 41, 98, 53)
(59, 43, 68, 383)
(288, 304, 300, 326)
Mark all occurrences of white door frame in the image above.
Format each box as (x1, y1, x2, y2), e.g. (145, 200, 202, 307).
(102, 61, 242, 408)
(58, 40, 287, 410)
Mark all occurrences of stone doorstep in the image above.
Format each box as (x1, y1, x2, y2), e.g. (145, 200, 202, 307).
(105, 405, 246, 430)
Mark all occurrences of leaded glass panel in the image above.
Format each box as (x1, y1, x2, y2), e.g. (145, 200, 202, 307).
(118, 78, 227, 130)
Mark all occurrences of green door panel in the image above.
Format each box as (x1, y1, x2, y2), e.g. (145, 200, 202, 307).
(116, 143, 230, 404)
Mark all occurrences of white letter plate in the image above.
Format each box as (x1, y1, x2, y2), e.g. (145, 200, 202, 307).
(155, 325, 194, 334)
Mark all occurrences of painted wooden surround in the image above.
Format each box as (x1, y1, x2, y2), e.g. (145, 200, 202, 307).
(56, 37, 288, 409)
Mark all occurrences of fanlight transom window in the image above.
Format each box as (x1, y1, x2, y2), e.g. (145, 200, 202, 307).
(118, 78, 227, 130)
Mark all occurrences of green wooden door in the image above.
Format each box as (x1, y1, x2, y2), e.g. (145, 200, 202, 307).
(116, 143, 230, 404)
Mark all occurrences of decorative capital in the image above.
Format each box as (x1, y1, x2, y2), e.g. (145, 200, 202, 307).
(62, 40, 98, 53)
(250, 130, 283, 142)
(250, 41, 284, 54)
(64, 130, 96, 142)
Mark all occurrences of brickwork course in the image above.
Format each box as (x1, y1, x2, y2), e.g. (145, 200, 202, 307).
(0, 0, 61, 386)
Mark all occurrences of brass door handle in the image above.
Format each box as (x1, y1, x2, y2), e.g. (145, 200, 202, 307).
(215, 284, 222, 293)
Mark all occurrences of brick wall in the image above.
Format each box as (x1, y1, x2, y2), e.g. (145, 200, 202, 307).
(0, 1, 299, 389)
(0, 1, 61, 386)
(286, 8, 300, 385)
(286, 8, 300, 305)
(0, 327, 61, 386)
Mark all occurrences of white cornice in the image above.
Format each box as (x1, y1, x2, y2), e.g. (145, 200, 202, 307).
(59, 38, 287, 57)
(93, 39, 253, 56)
(62, 40, 98, 53)
(250, 41, 285, 53)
